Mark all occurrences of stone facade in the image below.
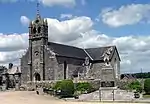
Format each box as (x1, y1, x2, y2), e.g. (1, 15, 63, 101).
(1, 64, 21, 90)
(20, 11, 121, 87)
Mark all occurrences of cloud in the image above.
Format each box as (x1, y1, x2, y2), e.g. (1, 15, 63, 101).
(0, 33, 28, 65)
(46, 16, 93, 42)
(2, 15, 150, 73)
(20, 16, 30, 26)
(60, 14, 73, 19)
(101, 4, 150, 27)
(39, 0, 76, 7)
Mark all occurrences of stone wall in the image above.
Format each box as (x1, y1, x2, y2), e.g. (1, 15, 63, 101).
(110, 49, 120, 80)
(21, 50, 30, 84)
(88, 62, 103, 79)
(44, 49, 58, 80)
(56, 56, 85, 79)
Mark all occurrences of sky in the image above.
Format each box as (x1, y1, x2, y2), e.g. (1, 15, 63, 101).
(0, 0, 150, 73)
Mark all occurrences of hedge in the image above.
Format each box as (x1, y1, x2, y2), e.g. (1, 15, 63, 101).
(144, 78, 150, 94)
(53, 80, 75, 97)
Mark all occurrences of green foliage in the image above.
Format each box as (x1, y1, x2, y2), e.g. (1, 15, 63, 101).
(144, 78, 150, 94)
(53, 81, 62, 90)
(127, 80, 142, 93)
(76, 82, 94, 93)
(121, 72, 150, 79)
(53, 80, 75, 97)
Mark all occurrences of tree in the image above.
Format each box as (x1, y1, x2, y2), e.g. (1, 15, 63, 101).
(127, 80, 142, 93)
(144, 78, 150, 94)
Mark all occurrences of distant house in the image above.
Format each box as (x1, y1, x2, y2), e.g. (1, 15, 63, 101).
(120, 74, 136, 82)
(1, 63, 21, 90)
(0, 66, 7, 85)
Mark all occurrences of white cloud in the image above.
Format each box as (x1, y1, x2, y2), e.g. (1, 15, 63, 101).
(0, 33, 28, 65)
(39, 0, 76, 7)
(60, 14, 73, 19)
(20, 16, 30, 26)
(46, 16, 93, 42)
(101, 4, 150, 27)
(2, 15, 150, 73)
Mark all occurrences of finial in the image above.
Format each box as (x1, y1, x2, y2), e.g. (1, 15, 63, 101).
(36, 2, 40, 18)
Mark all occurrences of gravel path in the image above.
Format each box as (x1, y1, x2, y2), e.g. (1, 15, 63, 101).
(0, 91, 147, 104)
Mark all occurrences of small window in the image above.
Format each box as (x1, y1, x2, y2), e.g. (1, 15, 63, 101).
(34, 51, 39, 56)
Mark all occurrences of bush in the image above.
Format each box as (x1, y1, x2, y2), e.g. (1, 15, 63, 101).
(144, 78, 150, 94)
(127, 80, 142, 93)
(76, 82, 94, 93)
(53, 80, 75, 97)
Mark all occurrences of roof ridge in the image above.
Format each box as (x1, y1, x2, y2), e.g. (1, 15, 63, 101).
(48, 42, 83, 50)
(83, 49, 93, 60)
(85, 45, 116, 49)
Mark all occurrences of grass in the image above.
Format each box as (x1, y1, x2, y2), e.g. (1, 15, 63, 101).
(143, 94, 150, 98)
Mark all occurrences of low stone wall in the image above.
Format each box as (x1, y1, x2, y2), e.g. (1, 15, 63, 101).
(26, 81, 56, 91)
(73, 79, 101, 90)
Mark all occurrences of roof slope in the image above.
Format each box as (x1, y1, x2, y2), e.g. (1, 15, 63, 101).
(85, 46, 116, 61)
(48, 42, 119, 61)
(48, 42, 88, 59)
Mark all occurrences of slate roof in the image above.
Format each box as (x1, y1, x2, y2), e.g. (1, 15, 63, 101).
(85, 46, 116, 61)
(48, 42, 120, 61)
(48, 42, 88, 59)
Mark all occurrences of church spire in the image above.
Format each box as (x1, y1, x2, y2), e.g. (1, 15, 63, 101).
(36, 2, 41, 19)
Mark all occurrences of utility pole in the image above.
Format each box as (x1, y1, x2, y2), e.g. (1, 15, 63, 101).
(112, 89, 115, 101)
(99, 79, 101, 102)
(141, 68, 144, 92)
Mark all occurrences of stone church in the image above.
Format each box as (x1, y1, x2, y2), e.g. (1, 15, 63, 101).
(21, 9, 121, 87)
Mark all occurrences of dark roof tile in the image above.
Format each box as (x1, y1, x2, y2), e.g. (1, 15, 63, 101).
(48, 42, 88, 59)
(48, 42, 118, 61)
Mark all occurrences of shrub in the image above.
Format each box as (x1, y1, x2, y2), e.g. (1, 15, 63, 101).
(144, 78, 150, 94)
(76, 82, 94, 93)
(53, 80, 75, 97)
(126, 80, 142, 93)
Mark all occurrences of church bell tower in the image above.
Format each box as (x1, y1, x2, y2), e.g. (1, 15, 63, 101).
(28, 3, 48, 81)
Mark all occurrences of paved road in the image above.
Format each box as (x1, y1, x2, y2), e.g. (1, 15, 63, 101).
(0, 91, 147, 104)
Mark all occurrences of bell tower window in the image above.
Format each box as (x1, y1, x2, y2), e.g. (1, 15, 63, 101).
(32, 27, 36, 34)
(38, 27, 41, 33)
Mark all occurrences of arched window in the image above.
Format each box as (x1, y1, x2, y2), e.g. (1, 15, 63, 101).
(32, 27, 36, 34)
(38, 27, 41, 33)
(34, 73, 41, 81)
